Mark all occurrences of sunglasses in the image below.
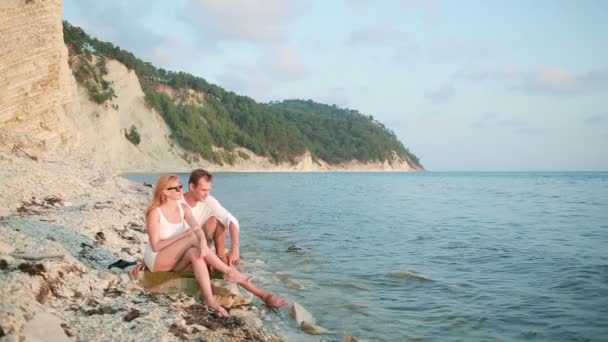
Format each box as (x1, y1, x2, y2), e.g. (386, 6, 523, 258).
(167, 185, 183, 192)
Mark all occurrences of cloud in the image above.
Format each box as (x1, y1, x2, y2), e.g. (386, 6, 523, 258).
(469, 112, 539, 134)
(516, 67, 608, 96)
(215, 45, 307, 100)
(184, 0, 295, 44)
(258, 45, 307, 81)
(454, 66, 524, 81)
(424, 83, 455, 103)
(456, 65, 608, 96)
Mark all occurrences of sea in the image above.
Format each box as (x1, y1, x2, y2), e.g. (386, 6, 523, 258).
(124, 172, 608, 341)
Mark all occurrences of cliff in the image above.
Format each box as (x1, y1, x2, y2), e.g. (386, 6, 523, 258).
(0, 0, 79, 149)
(0, 0, 423, 172)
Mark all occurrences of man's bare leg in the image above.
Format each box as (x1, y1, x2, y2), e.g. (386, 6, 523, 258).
(203, 217, 227, 262)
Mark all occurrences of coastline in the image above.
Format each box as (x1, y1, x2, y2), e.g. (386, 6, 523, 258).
(0, 146, 290, 341)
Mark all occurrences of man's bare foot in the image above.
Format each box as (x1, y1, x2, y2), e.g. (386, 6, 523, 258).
(264, 294, 288, 308)
(205, 299, 229, 317)
(224, 267, 254, 284)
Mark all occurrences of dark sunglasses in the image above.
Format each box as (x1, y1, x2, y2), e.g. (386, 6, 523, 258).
(167, 185, 183, 192)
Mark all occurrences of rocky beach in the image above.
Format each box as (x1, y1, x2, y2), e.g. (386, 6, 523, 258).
(0, 142, 296, 341)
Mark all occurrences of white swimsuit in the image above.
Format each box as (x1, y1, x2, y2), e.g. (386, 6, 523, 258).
(144, 205, 187, 271)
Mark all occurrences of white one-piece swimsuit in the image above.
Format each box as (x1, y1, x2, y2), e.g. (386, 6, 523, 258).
(144, 205, 187, 271)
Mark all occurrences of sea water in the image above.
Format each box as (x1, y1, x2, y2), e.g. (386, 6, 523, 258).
(125, 172, 608, 341)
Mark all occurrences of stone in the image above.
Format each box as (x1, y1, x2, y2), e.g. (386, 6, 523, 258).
(22, 312, 71, 342)
(0, 206, 11, 218)
(98, 271, 117, 283)
(344, 334, 361, 342)
(230, 309, 263, 329)
(0, 254, 16, 266)
(210, 279, 241, 296)
(301, 321, 328, 335)
(289, 302, 316, 325)
(0, 241, 15, 254)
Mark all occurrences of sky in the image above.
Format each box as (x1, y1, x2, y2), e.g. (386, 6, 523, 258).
(63, 0, 608, 171)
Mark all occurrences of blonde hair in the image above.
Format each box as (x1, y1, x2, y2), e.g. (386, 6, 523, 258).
(146, 175, 180, 214)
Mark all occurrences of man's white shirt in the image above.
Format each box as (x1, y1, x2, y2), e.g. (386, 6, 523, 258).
(182, 195, 239, 231)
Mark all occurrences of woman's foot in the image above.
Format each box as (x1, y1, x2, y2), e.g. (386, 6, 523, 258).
(224, 267, 254, 284)
(205, 299, 229, 317)
(263, 294, 288, 308)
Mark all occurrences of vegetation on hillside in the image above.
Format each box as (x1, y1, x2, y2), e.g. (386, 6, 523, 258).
(67, 42, 116, 105)
(63, 21, 421, 167)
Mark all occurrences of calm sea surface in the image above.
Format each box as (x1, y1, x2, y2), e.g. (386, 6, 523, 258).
(125, 172, 608, 341)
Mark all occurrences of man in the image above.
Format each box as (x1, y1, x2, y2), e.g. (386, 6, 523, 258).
(182, 169, 240, 266)
(182, 169, 287, 308)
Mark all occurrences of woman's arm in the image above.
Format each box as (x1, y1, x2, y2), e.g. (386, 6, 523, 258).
(182, 205, 210, 253)
(146, 209, 193, 252)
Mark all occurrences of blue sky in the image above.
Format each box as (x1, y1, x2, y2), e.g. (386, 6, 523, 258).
(64, 0, 608, 171)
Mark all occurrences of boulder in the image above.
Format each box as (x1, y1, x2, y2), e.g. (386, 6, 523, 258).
(211, 279, 253, 308)
(289, 302, 316, 325)
(301, 321, 328, 335)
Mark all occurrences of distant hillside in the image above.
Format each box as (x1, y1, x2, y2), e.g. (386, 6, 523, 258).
(62, 21, 422, 169)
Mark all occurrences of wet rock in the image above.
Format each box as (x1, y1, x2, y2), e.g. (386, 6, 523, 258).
(22, 312, 71, 342)
(143, 182, 153, 188)
(289, 302, 316, 325)
(344, 334, 361, 342)
(123, 309, 143, 322)
(229, 309, 263, 329)
(211, 279, 253, 308)
(301, 321, 328, 335)
(0, 241, 14, 254)
(286, 244, 304, 253)
(210, 279, 241, 297)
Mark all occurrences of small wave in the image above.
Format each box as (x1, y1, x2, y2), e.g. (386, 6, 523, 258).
(387, 272, 433, 282)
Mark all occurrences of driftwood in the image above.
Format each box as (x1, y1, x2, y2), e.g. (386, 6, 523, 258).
(10, 253, 65, 260)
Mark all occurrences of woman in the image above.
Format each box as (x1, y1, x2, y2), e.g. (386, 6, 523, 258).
(143, 175, 250, 316)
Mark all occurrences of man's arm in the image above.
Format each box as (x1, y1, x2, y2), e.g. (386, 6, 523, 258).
(207, 196, 241, 265)
(226, 220, 240, 266)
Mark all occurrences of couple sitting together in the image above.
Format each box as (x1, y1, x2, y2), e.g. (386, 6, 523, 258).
(142, 169, 287, 316)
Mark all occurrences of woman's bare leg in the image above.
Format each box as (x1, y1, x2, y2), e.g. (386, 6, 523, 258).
(152, 234, 198, 271)
(182, 248, 228, 317)
(151, 236, 228, 316)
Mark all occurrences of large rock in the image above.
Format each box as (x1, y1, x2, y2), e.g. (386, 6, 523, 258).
(289, 302, 316, 325)
(22, 312, 71, 342)
(211, 279, 253, 308)
(301, 321, 328, 335)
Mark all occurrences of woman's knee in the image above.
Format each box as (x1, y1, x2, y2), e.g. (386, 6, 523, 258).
(185, 247, 201, 260)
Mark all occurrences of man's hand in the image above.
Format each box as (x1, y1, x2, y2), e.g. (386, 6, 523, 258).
(226, 249, 240, 266)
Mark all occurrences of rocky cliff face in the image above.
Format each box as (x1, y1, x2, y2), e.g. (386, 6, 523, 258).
(0, 0, 80, 149)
